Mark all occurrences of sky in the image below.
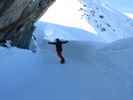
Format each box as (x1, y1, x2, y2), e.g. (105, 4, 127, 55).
(103, 0, 133, 13)
(39, 0, 133, 33)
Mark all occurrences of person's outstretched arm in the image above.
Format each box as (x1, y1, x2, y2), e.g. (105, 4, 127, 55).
(62, 40, 69, 44)
(48, 41, 56, 45)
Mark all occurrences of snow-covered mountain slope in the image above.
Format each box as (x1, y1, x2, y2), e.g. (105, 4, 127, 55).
(80, 0, 133, 42)
(0, 26, 133, 100)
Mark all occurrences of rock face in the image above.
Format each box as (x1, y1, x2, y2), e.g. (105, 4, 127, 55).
(0, 0, 55, 48)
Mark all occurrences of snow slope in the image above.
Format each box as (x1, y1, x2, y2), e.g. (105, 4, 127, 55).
(0, 25, 133, 100)
(80, 0, 133, 42)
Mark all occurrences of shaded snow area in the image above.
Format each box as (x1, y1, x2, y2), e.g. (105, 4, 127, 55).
(0, 21, 133, 100)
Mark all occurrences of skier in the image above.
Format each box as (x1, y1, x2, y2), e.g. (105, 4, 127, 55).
(48, 38, 68, 64)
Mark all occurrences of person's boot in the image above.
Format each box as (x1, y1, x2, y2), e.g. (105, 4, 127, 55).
(60, 58, 65, 64)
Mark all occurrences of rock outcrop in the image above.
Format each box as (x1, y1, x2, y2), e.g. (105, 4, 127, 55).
(0, 0, 55, 48)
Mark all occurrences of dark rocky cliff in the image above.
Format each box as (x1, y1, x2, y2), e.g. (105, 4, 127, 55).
(0, 0, 55, 48)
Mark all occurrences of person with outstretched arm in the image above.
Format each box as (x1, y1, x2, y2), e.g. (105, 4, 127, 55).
(48, 38, 69, 64)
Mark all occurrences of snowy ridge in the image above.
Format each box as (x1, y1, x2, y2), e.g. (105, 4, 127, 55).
(80, 0, 133, 42)
(34, 21, 104, 42)
(100, 37, 133, 51)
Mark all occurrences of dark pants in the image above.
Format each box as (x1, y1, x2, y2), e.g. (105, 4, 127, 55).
(56, 51, 65, 63)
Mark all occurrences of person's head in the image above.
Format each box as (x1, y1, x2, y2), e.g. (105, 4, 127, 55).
(56, 38, 60, 42)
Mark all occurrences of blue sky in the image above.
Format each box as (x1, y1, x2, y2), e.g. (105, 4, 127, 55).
(104, 0, 133, 12)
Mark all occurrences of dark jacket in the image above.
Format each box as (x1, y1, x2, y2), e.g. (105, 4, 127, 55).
(48, 40, 68, 52)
